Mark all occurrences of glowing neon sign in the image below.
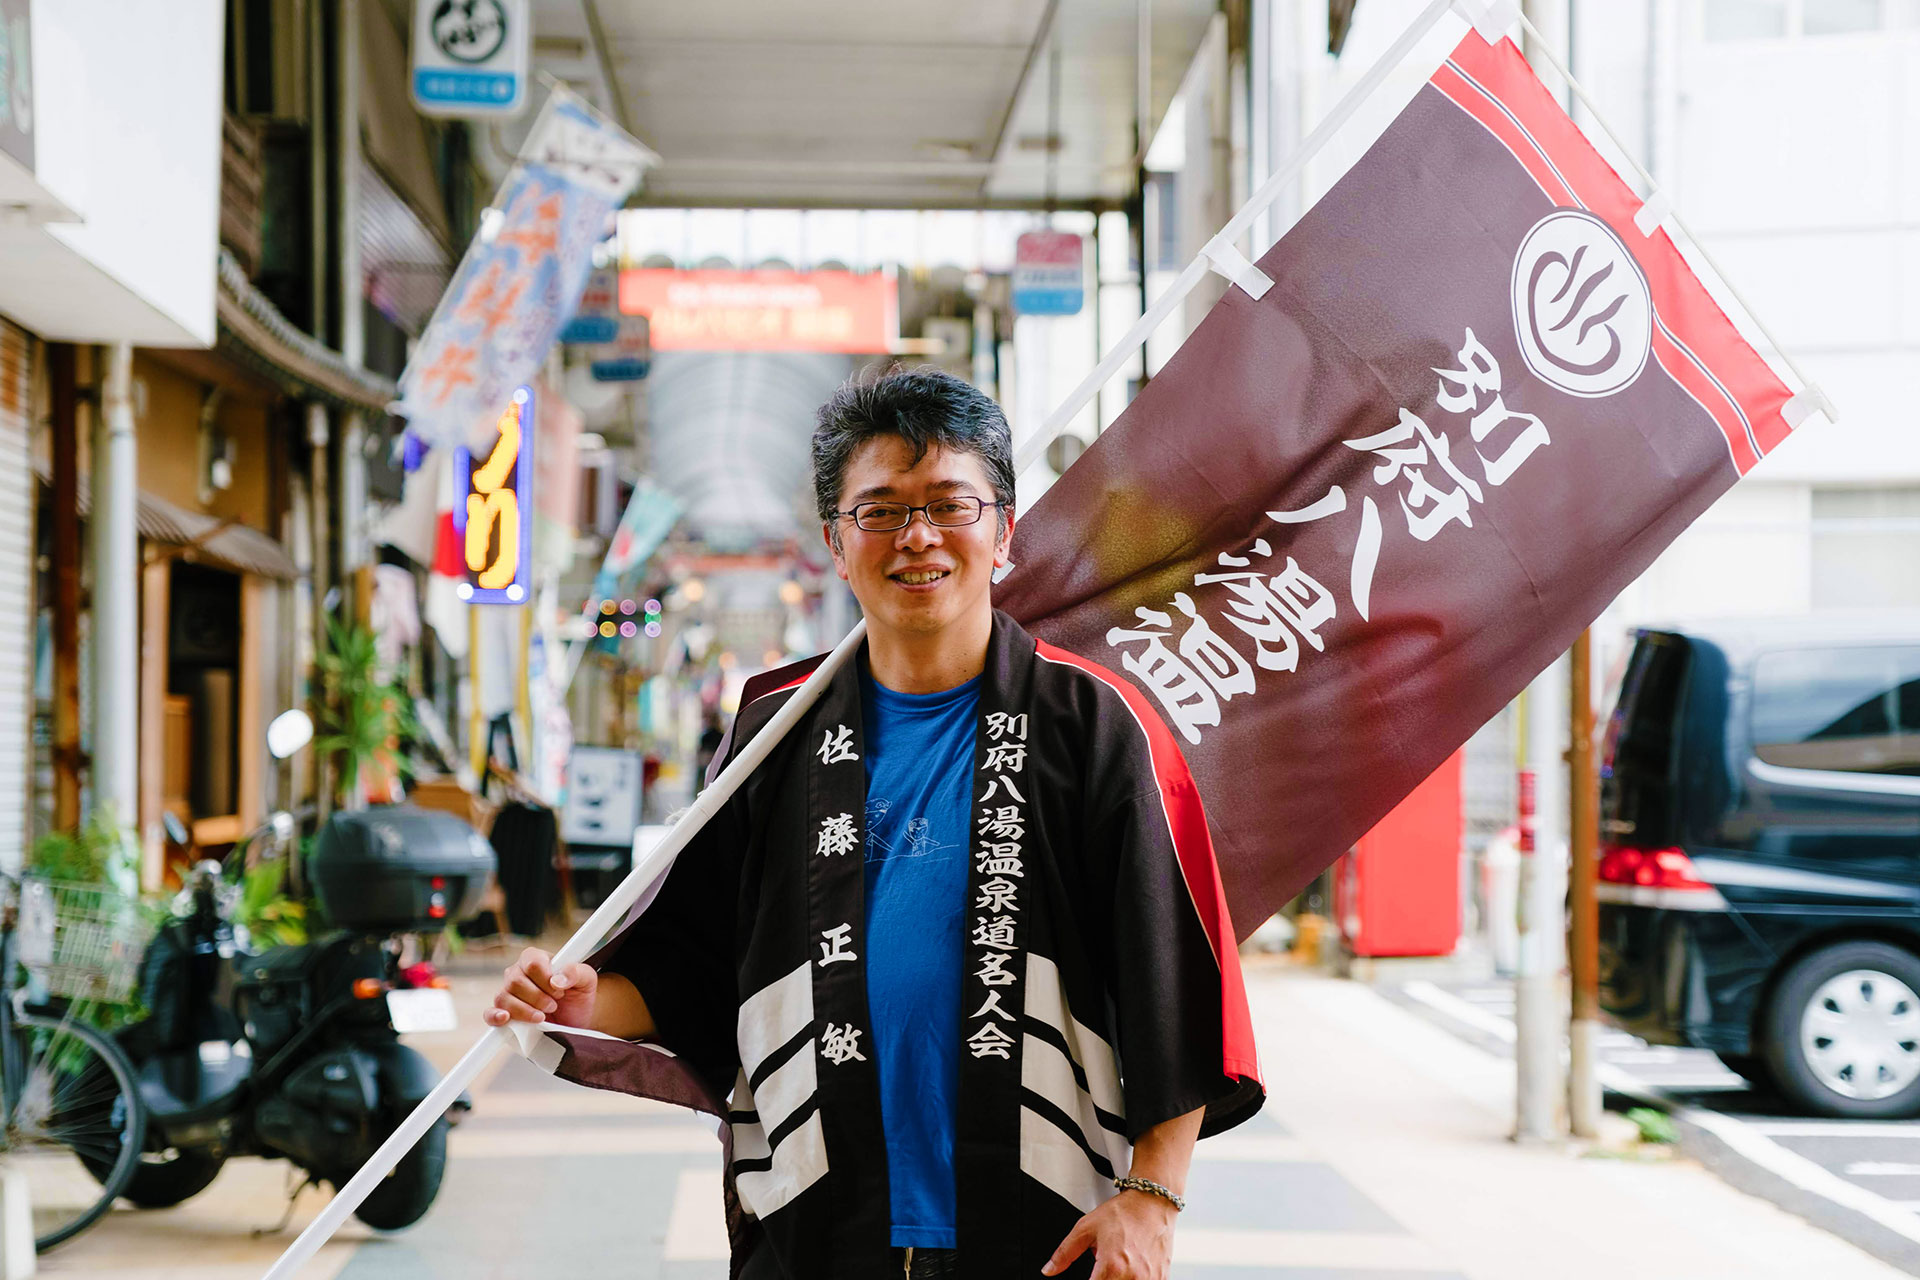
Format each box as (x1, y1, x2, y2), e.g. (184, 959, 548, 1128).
(453, 386, 533, 604)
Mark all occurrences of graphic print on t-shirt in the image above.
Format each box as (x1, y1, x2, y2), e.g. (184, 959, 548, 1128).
(863, 797, 958, 863)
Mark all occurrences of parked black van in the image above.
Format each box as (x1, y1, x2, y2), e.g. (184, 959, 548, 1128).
(1598, 615, 1920, 1117)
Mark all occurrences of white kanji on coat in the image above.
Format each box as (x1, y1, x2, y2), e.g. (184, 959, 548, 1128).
(967, 1021, 1017, 1059)
(816, 812, 859, 858)
(972, 914, 1017, 950)
(975, 876, 1020, 913)
(821, 1022, 866, 1065)
(818, 723, 859, 765)
(818, 923, 857, 967)
(971, 989, 1016, 1022)
(975, 952, 1018, 986)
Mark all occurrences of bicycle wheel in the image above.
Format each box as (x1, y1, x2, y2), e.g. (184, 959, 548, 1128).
(7, 1009, 146, 1251)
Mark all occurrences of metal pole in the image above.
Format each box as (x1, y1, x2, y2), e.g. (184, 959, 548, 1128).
(1514, 652, 1568, 1143)
(468, 607, 486, 783)
(90, 344, 139, 824)
(306, 402, 334, 816)
(1568, 628, 1601, 1138)
(47, 344, 81, 830)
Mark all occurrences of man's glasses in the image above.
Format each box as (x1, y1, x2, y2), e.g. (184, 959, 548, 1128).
(834, 496, 1004, 533)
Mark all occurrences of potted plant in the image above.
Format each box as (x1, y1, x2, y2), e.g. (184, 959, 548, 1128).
(314, 615, 416, 810)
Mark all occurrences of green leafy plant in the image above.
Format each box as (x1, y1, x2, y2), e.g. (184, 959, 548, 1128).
(1626, 1106, 1679, 1145)
(23, 808, 148, 1039)
(233, 856, 308, 948)
(315, 614, 417, 806)
(28, 805, 140, 896)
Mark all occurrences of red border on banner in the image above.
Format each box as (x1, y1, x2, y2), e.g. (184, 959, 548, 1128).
(1429, 35, 1794, 474)
(1034, 641, 1262, 1086)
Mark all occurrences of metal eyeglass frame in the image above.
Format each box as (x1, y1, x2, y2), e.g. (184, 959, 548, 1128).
(833, 497, 1006, 533)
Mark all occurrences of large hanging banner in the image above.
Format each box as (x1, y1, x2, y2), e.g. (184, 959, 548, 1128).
(997, 30, 1803, 937)
(397, 87, 654, 451)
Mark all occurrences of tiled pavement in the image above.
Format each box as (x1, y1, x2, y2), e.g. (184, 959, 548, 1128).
(39, 957, 1906, 1279)
(320, 1043, 1467, 1280)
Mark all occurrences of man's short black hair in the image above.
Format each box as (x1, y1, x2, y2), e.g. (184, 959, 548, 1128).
(811, 366, 1016, 548)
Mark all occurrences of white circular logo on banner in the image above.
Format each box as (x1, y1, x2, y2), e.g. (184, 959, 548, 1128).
(1510, 210, 1652, 398)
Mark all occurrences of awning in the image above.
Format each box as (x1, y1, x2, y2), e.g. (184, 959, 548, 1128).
(214, 247, 399, 413)
(35, 463, 300, 581)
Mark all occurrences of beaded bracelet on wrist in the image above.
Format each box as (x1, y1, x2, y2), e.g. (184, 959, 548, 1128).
(1112, 1175, 1185, 1212)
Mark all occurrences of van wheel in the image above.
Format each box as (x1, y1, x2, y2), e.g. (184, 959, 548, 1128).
(1716, 1053, 1774, 1092)
(1764, 942, 1920, 1118)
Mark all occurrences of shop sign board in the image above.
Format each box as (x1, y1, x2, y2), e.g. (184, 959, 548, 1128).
(562, 264, 650, 379)
(589, 314, 650, 381)
(618, 268, 897, 353)
(559, 265, 619, 345)
(454, 386, 533, 604)
(412, 0, 530, 118)
(1012, 230, 1084, 316)
(0, 0, 32, 172)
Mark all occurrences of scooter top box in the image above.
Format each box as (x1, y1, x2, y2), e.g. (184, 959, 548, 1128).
(309, 806, 497, 934)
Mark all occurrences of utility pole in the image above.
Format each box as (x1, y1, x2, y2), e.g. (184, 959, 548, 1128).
(1514, 655, 1569, 1142)
(1568, 629, 1601, 1136)
(1508, 0, 1577, 1148)
(91, 344, 139, 824)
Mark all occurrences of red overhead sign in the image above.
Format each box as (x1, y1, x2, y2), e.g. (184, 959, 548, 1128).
(618, 268, 897, 353)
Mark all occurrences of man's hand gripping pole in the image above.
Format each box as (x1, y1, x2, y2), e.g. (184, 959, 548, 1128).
(260, 620, 871, 1280)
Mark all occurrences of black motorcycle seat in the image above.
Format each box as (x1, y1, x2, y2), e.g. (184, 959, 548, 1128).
(137, 1044, 253, 1126)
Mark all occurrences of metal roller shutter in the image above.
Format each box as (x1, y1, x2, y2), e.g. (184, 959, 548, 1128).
(0, 320, 30, 873)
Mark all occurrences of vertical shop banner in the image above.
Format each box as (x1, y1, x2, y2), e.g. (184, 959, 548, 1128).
(996, 31, 1808, 937)
(455, 387, 532, 604)
(398, 87, 654, 451)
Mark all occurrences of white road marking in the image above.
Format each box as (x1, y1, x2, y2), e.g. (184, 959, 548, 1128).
(1599, 1066, 1920, 1249)
(1846, 1163, 1920, 1177)
(664, 1168, 729, 1261)
(1402, 979, 1920, 1249)
(1746, 1121, 1920, 1138)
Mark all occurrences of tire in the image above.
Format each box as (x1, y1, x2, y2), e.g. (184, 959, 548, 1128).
(1716, 1052, 1775, 1092)
(348, 1116, 447, 1231)
(1763, 941, 1920, 1118)
(6, 1010, 147, 1251)
(118, 1146, 228, 1208)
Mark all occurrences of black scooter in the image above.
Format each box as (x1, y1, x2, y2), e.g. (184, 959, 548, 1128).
(93, 833, 459, 1230)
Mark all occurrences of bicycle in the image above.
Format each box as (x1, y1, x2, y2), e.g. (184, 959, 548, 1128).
(3, 872, 150, 1251)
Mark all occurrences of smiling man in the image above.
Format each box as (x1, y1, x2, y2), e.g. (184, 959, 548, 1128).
(488, 368, 1262, 1280)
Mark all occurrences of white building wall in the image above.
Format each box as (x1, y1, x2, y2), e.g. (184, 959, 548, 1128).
(0, 0, 226, 347)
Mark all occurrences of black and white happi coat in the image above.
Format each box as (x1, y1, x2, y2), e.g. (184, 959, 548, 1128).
(522, 611, 1263, 1279)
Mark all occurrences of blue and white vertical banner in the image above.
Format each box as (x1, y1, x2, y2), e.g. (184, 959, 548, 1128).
(397, 85, 656, 452)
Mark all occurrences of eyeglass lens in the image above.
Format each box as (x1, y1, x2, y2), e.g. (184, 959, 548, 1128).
(853, 498, 985, 532)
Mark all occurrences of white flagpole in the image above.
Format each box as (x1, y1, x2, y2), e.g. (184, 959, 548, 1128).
(264, 6, 1463, 1274)
(260, 620, 869, 1280)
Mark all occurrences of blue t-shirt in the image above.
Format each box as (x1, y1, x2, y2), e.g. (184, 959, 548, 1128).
(861, 666, 979, 1249)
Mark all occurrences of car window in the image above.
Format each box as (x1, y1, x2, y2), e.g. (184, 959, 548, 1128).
(1607, 632, 1688, 780)
(1751, 646, 1920, 776)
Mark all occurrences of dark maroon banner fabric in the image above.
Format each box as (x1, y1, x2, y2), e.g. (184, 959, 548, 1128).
(994, 32, 1798, 941)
